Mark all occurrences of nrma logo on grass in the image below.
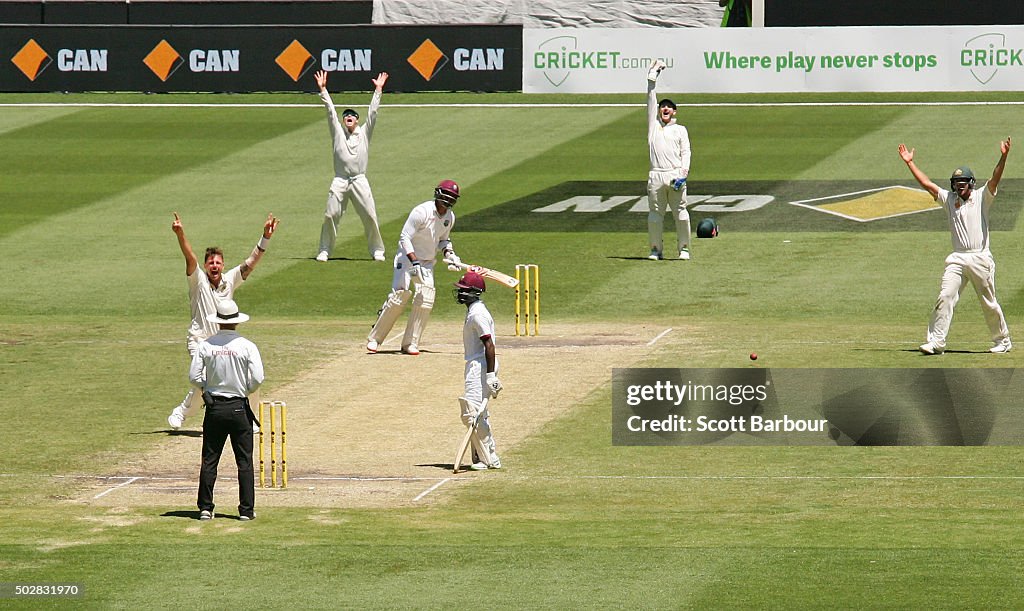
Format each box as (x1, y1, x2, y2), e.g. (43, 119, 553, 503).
(457, 181, 1020, 233)
(961, 32, 1024, 85)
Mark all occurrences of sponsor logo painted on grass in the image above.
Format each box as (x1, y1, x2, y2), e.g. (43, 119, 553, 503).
(458, 180, 1022, 233)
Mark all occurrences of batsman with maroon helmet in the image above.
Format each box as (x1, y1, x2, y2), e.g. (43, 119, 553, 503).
(366, 180, 462, 355)
(455, 270, 502, 470)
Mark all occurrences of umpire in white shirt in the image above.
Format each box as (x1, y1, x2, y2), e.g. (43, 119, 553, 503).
(189, 299, 265, 521)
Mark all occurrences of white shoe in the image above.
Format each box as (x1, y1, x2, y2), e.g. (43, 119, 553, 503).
(402, 344, 420, 356)
(468, 462, 488, 471)
(919, 342, 945, 355)
(372, 251, 386, 262)
(315, 251, 329, 262)
(366, 339, 379, 353)
(167, 407, 185, 429)
(647, 58, 667, 81)
(679, 248, 690, 261)
(990, 341, 1013, 354)
(648, 248, 662, 261)
(199, 509, 213, 520)
(489, 457, 502, 469)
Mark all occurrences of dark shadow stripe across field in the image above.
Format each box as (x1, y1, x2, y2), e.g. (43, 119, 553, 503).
(0, 107, 316, 239)
(458, 179, 1024, 233)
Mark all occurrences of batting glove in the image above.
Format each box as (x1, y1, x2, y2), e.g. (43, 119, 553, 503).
(486, 372, 503, 398)
(409, 260, 423, 279)
(671, 176, 687, 191)
(445, 251, 462, 271)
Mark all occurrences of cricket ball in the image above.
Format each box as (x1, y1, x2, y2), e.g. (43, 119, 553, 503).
(750, 352, 758, 361)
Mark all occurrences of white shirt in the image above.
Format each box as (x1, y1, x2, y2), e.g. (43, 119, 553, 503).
(647, 81, 691, 174)
(936, 182, 995, 253)
(398, 200, 455, 263)
(321, 89, 380, 178)
(189, 330, 264, 398)
(463, 300, 495, 361)
(187, 265, 245, 343)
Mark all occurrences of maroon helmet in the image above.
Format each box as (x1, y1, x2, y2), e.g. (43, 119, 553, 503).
(454, 270, 485, 304)
(434, 179, 460, 208)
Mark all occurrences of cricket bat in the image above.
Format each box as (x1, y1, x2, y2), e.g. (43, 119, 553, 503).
(453, 397, 487, 473)
(446, 260, 519, 288)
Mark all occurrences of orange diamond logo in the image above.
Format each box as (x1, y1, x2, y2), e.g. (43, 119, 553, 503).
(407, 39, 448, 81)
(11, 39, 52, 81)
(275, 40, 315, 82)
(144, 40, 183, 82)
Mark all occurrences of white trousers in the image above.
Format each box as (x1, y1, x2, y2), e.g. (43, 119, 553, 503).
(926, 251, 1010, 349)
(174, 335, 206, 418)
(647, 170, 690, 255)
(319, 175, 385, 257)
(462, 358, 499, 466)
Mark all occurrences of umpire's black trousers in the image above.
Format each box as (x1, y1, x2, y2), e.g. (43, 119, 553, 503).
(197, 396, 255, 517)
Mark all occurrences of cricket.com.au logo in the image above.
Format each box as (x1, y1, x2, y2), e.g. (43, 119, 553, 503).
(533, 35, 669, 87)
(961, 32, 1024, 85)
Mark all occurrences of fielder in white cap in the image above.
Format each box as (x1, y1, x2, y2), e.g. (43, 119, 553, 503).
(314, 69, 388, 263)
(366, 179, 462, 355)
(455, 271, 502, 470)
(167, 212, 278, 429)
(645, 58, 692, 261)
(189, 299, 264, 521)
(898, 137, 1013, 355)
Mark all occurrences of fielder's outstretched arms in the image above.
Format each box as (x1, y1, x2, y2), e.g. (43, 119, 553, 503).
(167, 212, 279, 430)
(314, 69, 388, 262)
(366, 180, 461, 356)
(454, 271, 502, 471)
(898, 138, 1012, 355)
(645, 58, 692, 261)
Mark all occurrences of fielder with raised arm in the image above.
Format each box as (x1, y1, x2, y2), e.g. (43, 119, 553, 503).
(314, 69, 388, 262)
(646, 59, 692, 260)
(455, 270, 502, 470)
(366, 180, 462, 355)
(898, 137, 1012, 355)
(167, 212, 279, 429)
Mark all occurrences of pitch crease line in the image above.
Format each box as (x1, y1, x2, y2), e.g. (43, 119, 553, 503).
(413, 478, 451, 502)
(93, 476, 141, 499)
(648, 327, 673, 346)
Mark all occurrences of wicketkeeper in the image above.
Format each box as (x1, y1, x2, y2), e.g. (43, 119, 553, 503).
(455, 271, 502, 470)
(314, 69, 388, 262)
(366, 179, 462, 355)
(645, 58, 692, 260)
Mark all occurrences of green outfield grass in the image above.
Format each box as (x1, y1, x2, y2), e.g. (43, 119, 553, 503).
(2, 92, 1024, 607)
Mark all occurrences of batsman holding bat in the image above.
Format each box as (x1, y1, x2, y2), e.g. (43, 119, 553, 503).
(454, 271, 502, 470)
(366, 179, 462, 355)
(314, 69, 388, 263)
(167, 212, 279, 429)
(899, 137, 1012, 355)
(645, 58, 692, 261)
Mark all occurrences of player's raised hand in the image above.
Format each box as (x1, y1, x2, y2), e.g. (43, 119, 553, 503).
(1001, 136, 1011, 155)
(898, 143, 914, 163)
(314, 70, 328, 91)
(263, 213, 280, 238)
(372, 72, 389, 90)
(172, 212, 184, 234)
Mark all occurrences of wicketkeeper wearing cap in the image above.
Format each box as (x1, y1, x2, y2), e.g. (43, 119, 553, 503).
(366, 180, 462, 355)
(314, 69, 388, 262)
(898, 137, 1013, 355)
(455, 271, 502, 470)
(645, 58, 692, 260)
